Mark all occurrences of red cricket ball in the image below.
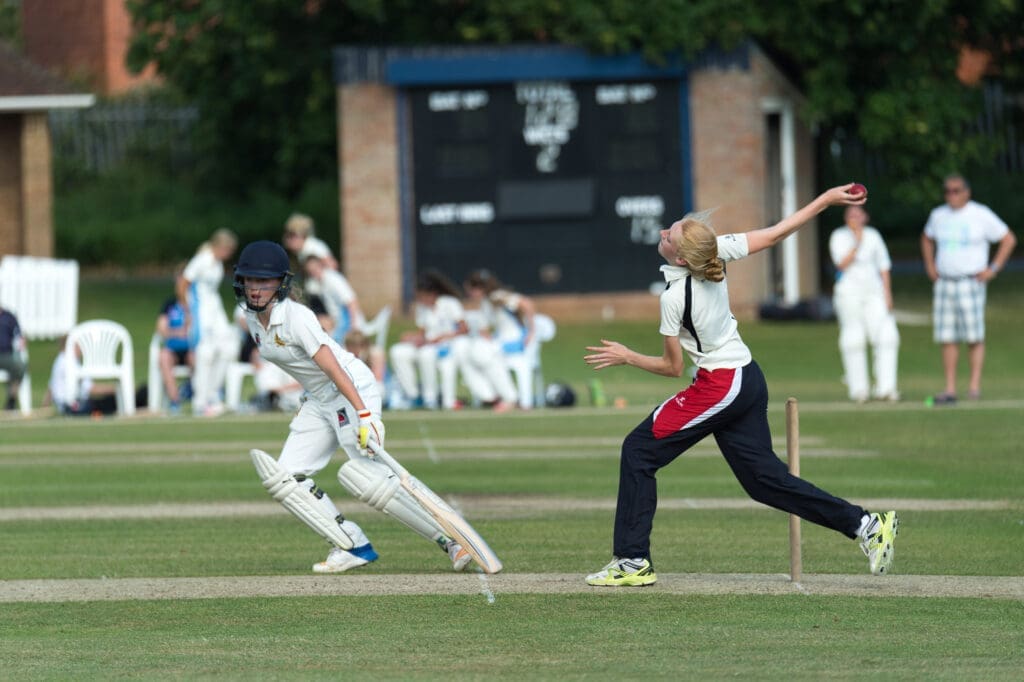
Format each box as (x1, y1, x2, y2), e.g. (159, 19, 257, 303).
(849, 183, 867, 196)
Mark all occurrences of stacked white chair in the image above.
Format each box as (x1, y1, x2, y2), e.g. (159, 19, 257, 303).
(0, 255, 80, 415)
(506, 313, 556, 409)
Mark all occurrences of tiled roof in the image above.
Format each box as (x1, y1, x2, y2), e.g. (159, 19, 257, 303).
(0, 40, 82, 97)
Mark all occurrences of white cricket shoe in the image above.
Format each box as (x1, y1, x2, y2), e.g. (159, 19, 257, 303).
(445, 540, 473, 572)
(312, 543, 378, 574)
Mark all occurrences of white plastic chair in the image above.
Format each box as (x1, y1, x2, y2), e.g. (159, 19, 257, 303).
(506, 313, 556, 409)
(65, 320, 136, 416)
(146, 333, 192, 412)
(0, 346, 31, 416)
(224, 361, 255, 411)
(361, 305, 392, 350)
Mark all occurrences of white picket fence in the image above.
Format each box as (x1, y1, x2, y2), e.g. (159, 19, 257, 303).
(0, 255, 79, 340)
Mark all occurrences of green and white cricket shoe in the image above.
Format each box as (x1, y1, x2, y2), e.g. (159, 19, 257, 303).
(585, 557, 657, 586)
(859, 511, 899, 575)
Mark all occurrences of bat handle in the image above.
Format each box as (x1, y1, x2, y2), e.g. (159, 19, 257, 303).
(367, 440, 411, 480)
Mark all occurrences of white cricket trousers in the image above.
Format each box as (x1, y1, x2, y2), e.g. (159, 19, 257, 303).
(389, 336, 469, 409)
(833, 289, 899, 400)
(276, 360, 382, 548)
(461, 337, 518, 405)
(191, 299, 238, 411)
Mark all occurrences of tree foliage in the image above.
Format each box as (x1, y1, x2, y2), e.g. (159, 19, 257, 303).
(126, 0, 1024, 201)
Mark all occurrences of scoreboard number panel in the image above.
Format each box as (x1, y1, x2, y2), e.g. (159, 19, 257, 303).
(410, 79, 683, 294)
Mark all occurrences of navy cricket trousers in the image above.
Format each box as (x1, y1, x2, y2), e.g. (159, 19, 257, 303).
(612, 360, 865, 562)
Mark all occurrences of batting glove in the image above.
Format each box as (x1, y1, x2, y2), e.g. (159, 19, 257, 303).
(357, 409, 385, 455)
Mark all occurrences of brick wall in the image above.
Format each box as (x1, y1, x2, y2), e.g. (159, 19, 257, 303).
(0, 114, 54, 258)
(338, 84, 402, 316)
(23, 0, 156, 95)
(0, 115, 23, 255)
(20, 113, 53, 257)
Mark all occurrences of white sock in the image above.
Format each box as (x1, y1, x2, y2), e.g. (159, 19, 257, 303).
(855, 514, 875, 539)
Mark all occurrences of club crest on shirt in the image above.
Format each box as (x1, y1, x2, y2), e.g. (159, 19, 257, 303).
(253, 333, 261, 346)
(336, 407, 348, 426)
(274, 333, 286, 347)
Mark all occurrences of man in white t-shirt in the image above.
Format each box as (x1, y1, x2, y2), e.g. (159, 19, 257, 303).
(921, 174, 1017, 404)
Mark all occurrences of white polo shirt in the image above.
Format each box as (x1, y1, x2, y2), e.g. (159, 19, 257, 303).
(923, 200, 1009, 278)
(183, 246, 230, 331)
(415, 295, 465, 342)
(829, 226, 891, 296)
(244, 298, 357, 403)
(319, 269, 362, 328)
(659, 233, 752, 371)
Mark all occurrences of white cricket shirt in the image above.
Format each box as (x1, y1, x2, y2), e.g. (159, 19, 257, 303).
(415, 295, 465, 342)
(183, 246, 230, 330)
(923, 200, 1009, 277)
(659, 233, 752, 370)
(244, 298, 358, 403)
(829, 226, 891, 296)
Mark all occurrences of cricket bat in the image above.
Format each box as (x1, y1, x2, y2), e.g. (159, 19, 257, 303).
(369, 441, 503, 574)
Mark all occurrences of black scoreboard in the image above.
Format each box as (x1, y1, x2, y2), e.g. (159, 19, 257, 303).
(408, 79, 685, 294)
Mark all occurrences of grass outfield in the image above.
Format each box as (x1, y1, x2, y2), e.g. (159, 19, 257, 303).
(1, 402, 1023, 679)
(2, 271, 1022, 679)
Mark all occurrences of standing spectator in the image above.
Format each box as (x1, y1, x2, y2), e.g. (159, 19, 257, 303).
(180, 228, 239, 417)
(389, 270, 469, 410)
(282, 213, 337, 270)
(921, 174, 1017, 404)
(156, 265, 194, 413)
(0, 304, 27, 411)
(829, 205, 900, 402)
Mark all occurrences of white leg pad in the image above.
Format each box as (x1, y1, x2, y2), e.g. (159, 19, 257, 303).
(338, 456, 444, 541)
(251, 449, 353, 549)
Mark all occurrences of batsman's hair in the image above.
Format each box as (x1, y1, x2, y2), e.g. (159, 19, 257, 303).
(677, 217, 725, 283)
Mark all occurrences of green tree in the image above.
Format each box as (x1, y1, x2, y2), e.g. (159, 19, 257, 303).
(0, 0, 20, 46)
(127, 0, 1023, 202)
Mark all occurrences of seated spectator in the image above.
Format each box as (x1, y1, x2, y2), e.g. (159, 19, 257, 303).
(282, 212, 337, 269)
(389, 270, 470, 410)
(282, 213, 337, 306)
(0, 304, 27, 411)
(303, 255, 365, 343)
(460, 271, 521, 412)
(156, 265, 195, 413)
(463, 269, 540, 409)
(344, 329, 387, 399)
(252, 361, 304, 412)
(44, 335, 117, 416)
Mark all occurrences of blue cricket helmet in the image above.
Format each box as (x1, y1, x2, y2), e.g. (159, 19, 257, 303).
(233, 240, 294, 311)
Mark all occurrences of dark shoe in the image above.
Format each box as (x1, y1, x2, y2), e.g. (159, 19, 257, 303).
(932, 392, 957, 405)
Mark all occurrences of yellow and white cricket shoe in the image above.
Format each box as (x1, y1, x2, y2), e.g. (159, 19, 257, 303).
(312, 544, 378, 574)
(585, 557, 658, 586)
(444, 540, 473, 572)
(859, 511, 899, 575)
